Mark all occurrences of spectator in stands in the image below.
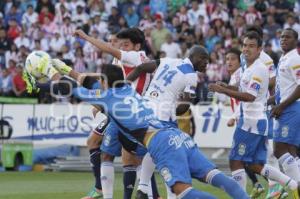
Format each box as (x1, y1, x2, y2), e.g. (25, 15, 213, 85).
(36, 0, 55, 14)
(0, 28, 11, 53)
(7, 18, 21, 41)
(72, 5, 88, 26)
(50, 31, 66, 54)
(14, 30, 30, 49)
(36, 30, 50, 52)
(12, 64, 27, 97)
(264, 15, 281, 39)
(254, 0, 269, 18)
(5, 43, 18, 68)
(73, 47, 87, 73)
(283, 14, 300, 36)
(160, 33, 182, 58)
(0, 68, 13, 96)
(60, 15, 75, 42)
(124, 6, 139, 28)
(108, 6, 120, 32)
(211, 3, 229, 23)
(180, 42, 190, 58)
(55, 0, 71, 14)
(187, 0, 208, 27)
(4, 5, 22, 27)
(176, 5, 188, 24)
(205, 27, 221, 53)
(7, 59, 16, 74)
(270, 29, 282, 54)
(91, 13, 108, 39)
(206, 51, 227, 83)
(61, 44, 74, 62)
(38, 6, 54, 24)
(151, 17, 170, 57)
(31, 39, 42, 51)
(53, 4, 68, 26)
(272, 0, 293, 25)
(41, 15, 57, 39)
(149, 0, 167, 16)
(244, 5, 262, 25)
(21, 4, 38, 30)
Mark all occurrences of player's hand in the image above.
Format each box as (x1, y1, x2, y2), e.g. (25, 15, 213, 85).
(73, 29, 88, 39)
(271, 104, 284, 119)
(208, 83, 225, 93)
(216, 81, 228, 88)
(92, 107, 100, 118)
(227, 118, 235, 127)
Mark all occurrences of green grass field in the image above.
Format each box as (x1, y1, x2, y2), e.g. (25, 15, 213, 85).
(0, 171, 294, 199)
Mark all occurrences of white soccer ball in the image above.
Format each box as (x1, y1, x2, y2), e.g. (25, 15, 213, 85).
(25, 50, 51, 80)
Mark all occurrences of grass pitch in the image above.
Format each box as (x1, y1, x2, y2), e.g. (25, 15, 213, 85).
(0, 171, 293, 199)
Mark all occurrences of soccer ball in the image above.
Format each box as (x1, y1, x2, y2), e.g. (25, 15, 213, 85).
(25, 50, 51, 80)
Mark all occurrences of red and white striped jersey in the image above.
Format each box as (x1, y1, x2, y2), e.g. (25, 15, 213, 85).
(113, 50, 151, 95)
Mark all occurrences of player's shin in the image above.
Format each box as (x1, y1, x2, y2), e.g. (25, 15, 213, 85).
(138, 153, 155, 195)
(231, 169, 247, 190)
(206, 169, 249, 199)
(278, 153, 300, 182)
(123, 165, 137, 199)
(90, 148, 102, 190)
(177, 187, 217, 199)
(101, 162, 114, 199)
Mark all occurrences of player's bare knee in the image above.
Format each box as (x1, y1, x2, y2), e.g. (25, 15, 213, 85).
(122, 150, 141, 166)
(101, 152, 114, 162)
(248, 164, 263, 174)
(274, 142, 289, 158)
(229, 160, 244, 171)
(86, 133, 102, 150)
(171, 182, 192, 196)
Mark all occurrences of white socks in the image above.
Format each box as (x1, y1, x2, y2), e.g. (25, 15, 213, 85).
(266, 141, 281, 186)
(278, 153, 300, 182)
(101, 162, 114, 199)
(260, 164, 298, 190)
(232, 169, 247, 190)
(138, 153, 155, 198)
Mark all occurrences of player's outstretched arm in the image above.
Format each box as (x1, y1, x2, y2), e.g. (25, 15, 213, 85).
(126, 60, 159, 82)
(209, 83, 256, 102)
(74, 29, 121, 60)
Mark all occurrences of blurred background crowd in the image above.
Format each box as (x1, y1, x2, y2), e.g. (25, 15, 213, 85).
(0, 0, 299, 103)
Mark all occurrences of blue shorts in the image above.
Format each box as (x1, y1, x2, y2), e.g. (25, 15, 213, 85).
(273, 102, 300, 147)
(100, 122, 122, 156)
(100, 122, 147, 157)
(229, 128, 267, 164)
(147, 128, 215, 187)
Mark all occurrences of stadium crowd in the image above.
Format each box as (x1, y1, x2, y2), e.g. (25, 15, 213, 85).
(0, 0, 299, 102)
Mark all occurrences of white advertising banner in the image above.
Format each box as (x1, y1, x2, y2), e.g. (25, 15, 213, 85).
(1, 103, 236, 147)
(191, 104, 235, 148)
(1, 103, 106, 146)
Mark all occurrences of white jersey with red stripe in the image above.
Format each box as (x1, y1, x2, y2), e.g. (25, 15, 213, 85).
(118, 50, 151, 95)
(229, 68, 241, 117)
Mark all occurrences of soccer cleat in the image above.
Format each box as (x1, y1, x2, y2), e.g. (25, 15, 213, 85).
(250, 182, 265, 198)
(136, 190, 149, 199)
(265, 183, 284, 199)
(81, 187, 103, 199)
(51, 59, 72, 75)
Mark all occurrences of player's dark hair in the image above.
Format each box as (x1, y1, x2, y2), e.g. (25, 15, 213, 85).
(116, 28, 145, 47)
(284, 28, 298, 39)
(244, 31, 263, 47)
(226, 48, 241, 62)
(101, 64, 125, 88)
(244, 25, 263, 37)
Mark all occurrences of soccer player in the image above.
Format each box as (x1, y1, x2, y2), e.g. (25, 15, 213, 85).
(243, 25, 286, 199)
(27, 50, 250, 198)
(73, 28, 156, 199)
(126, 46, 209, 198)
(209, 31, 300, 198)
(224, 48, 241, 128)
(81, 32, 120, 199)
(270, 28, 300, 196)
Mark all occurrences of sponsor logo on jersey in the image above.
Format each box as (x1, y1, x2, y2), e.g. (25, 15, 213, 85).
(250, 82, 261, 91)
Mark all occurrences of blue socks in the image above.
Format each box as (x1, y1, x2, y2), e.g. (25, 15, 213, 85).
(89, 148, 102, 190)
(179, 187, 216, 199)
(123, 165, 136, 199)
(206, 169, 249, 199)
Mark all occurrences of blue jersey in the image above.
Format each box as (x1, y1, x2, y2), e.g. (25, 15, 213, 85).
(72, 83, 164, 145)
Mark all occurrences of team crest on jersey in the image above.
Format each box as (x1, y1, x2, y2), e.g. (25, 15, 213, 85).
(150, 91, 159, 98)
(104, 134, 111, 146)
(160, 167, 172, 182)
(238, 143, 246, 155)
(281, 126, 289, 138)
(250, 82, 260, 91)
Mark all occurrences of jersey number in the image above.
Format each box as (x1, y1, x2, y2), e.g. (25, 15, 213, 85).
(156, 64, 177, 86)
